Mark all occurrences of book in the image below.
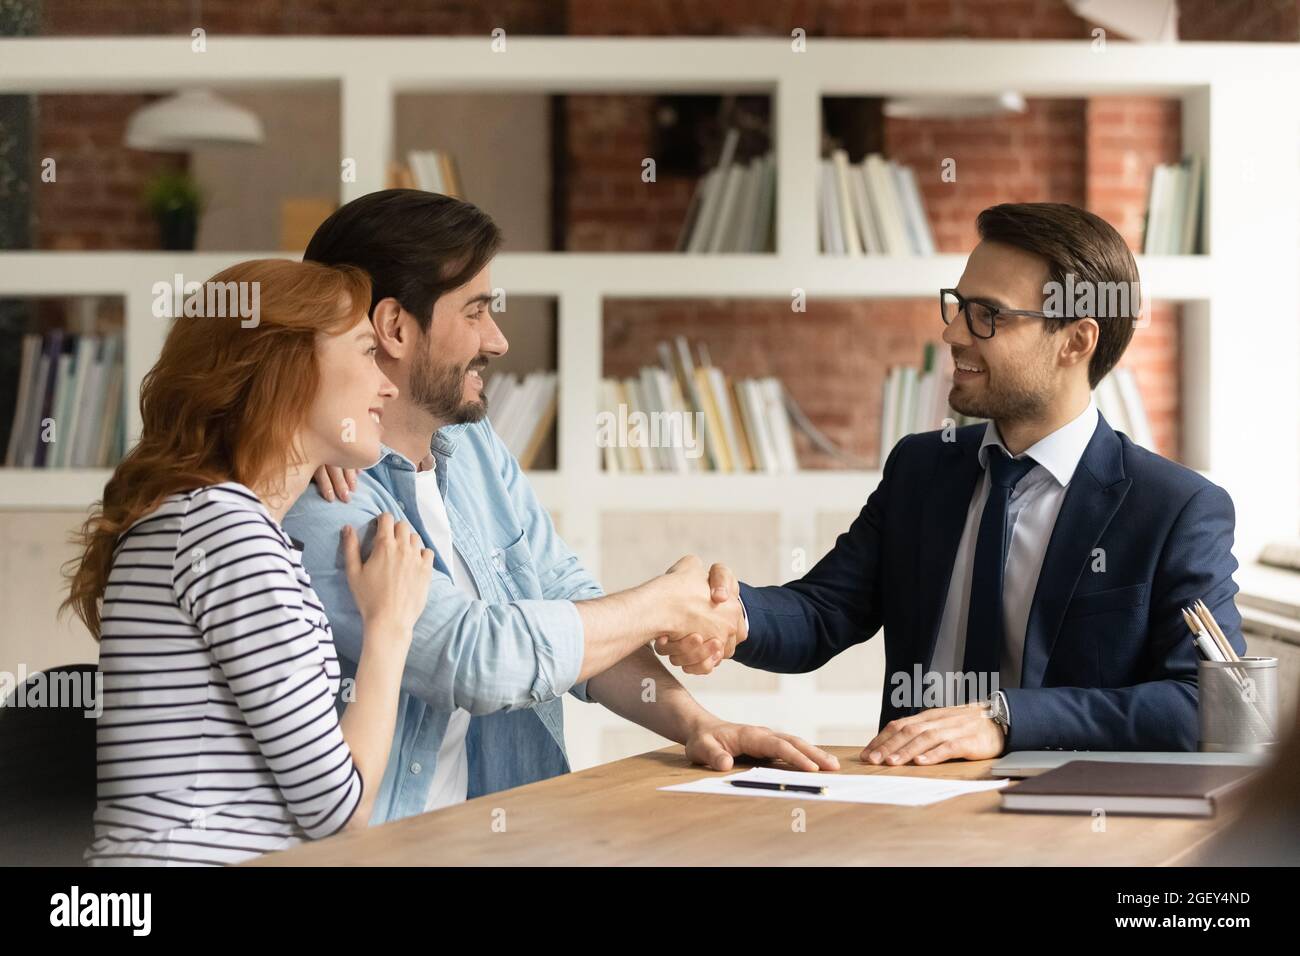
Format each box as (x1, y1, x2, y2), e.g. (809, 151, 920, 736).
(709, 365, 750, 471)
(30, 330, 62, 467)
(730, 160, 762, 255)
(891, 162, 923, 256)
(637, 367, 669, 471)
(820, 161, 844, 254)
(1143, 164, 1169, 254)
(1143, 156, 1203, 254)
(518, 393, 557, 470)
(600, 339, 815, 473)
(1163, 163, 1187, 256)
(95, 355, 125, 467)
(665, 371, 700, 472)
(5, 334, 41, 466)
(897, 165, 935, 256)
(877, 344, 969, 466)
(683, 167, 723, 253)
(1112, 366, 1155, 450)
(864, 153, 912, 254)
(1, 327, 129, 470)
(749, 153, 777, 253)
(1179, 154, 1203, 254)
(754, 379, 790, 473)
(49, 349, 74, 468)
(676, 168, 713, 252)
(692, 367, 731, 471)
(599, 379, 628, 472)
(848, 161, 882, 254)
(625, 377, 656, 471)
(1000, 760, 1258, 817)
(738, 378, 778, 472)
(830, 149, 863, 256)
(62, 335, 98, 468)
(707, 162, 747, 254)
(721, 370, 755, 472)
(440, 151, 462, 198)
(485, 370, 557, 467)
(400, 149, 463, 198)
(682, 127, 750, 254)
(669, 336, 720, 471)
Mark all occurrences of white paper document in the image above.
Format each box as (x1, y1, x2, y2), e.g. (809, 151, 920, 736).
(659, 766, 1011, 807)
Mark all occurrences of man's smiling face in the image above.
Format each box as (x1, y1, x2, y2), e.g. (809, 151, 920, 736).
(408, 262, 507, 426)
(943, 239, 1065, 425)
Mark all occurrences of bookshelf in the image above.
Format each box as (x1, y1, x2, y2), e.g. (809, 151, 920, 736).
(0, 248, 1215, 505)
(1, 37, 1297, 768)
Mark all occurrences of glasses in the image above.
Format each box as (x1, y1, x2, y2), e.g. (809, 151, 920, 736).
(939, 288, 1056, 340)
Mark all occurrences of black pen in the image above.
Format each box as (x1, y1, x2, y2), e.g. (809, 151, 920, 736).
(729, 780, 827, 795)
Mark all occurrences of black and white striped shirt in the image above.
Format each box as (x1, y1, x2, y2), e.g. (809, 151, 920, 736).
(87, 482, 362, 866)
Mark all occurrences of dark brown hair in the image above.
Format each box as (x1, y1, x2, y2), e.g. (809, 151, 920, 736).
(977, 202, 1139, 387)
(304, 188, 503, 331)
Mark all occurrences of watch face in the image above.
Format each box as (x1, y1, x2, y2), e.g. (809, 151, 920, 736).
(990, 695, 1005, 723)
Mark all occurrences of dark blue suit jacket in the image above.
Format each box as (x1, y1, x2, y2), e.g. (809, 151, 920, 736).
(734, 414, 1244, 751)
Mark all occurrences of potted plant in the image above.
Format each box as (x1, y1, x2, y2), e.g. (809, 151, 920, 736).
(143, 169, 202, 250)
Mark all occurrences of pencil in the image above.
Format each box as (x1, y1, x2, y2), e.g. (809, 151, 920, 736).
(1194, 598, 1240, 662)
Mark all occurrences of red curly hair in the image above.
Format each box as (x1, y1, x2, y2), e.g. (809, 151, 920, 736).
(63, 258, 371, 638)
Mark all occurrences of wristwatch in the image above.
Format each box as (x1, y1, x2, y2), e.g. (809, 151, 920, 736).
(987, 691, 1012, 736)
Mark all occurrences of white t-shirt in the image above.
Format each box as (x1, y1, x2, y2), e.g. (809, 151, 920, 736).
(412, 459, 474, 812)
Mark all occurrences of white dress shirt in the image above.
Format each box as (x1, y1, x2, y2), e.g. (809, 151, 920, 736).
(411, 457, 474, 812)
(927, 399, 1099, 705)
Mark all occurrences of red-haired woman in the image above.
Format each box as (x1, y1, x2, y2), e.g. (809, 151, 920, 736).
(65, 259, 432, 865)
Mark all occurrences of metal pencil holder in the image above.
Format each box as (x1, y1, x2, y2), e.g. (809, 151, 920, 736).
(1198, 657, 1278, 753)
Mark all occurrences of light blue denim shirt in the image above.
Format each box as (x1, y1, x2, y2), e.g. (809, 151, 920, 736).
(284, 419, 600, 823)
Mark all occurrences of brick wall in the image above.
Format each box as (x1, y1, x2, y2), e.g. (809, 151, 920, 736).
(39, 0, 562, 35)
(883, 99, 1089, 254)
(1179, 0, 1300, 41)
(33, 95, 185, 250)
(564, 94, 697, 251)
(568, 0, 1090, 38)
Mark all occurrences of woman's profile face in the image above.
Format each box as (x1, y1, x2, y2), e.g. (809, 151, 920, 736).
(306, 303, 398, 469)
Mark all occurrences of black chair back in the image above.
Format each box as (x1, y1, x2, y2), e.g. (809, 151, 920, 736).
(0, 663, 98, 866)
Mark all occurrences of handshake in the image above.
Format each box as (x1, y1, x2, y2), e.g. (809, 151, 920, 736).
(647, 555, 748, 675)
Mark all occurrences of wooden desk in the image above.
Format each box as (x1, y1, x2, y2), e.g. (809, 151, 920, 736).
(250, 746, 1238, 866)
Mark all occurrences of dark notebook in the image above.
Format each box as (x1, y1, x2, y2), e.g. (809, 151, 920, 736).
(1000, 760, 1258, 817)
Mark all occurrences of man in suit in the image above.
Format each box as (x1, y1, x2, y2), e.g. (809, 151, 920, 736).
(660, 202, 1244, 764)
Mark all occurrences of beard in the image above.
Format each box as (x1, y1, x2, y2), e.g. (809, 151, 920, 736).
(409, 348, 489, 425)
(947, 352, 1053, 425)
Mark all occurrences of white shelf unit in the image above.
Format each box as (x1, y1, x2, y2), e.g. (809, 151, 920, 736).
(0, 248, 1216, 519)
(1, 38, 1298, 768)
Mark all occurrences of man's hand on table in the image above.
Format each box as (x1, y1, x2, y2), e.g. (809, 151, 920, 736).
(861, 702, 1006, 766)
(685, 720, 840, 773)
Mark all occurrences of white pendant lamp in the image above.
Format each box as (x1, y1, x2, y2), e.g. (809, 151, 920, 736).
(125, 88, 264, 151)
(1066, 0, 1179, 43)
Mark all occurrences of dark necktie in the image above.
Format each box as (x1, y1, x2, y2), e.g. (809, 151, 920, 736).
(962, 446, 1038, 697)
